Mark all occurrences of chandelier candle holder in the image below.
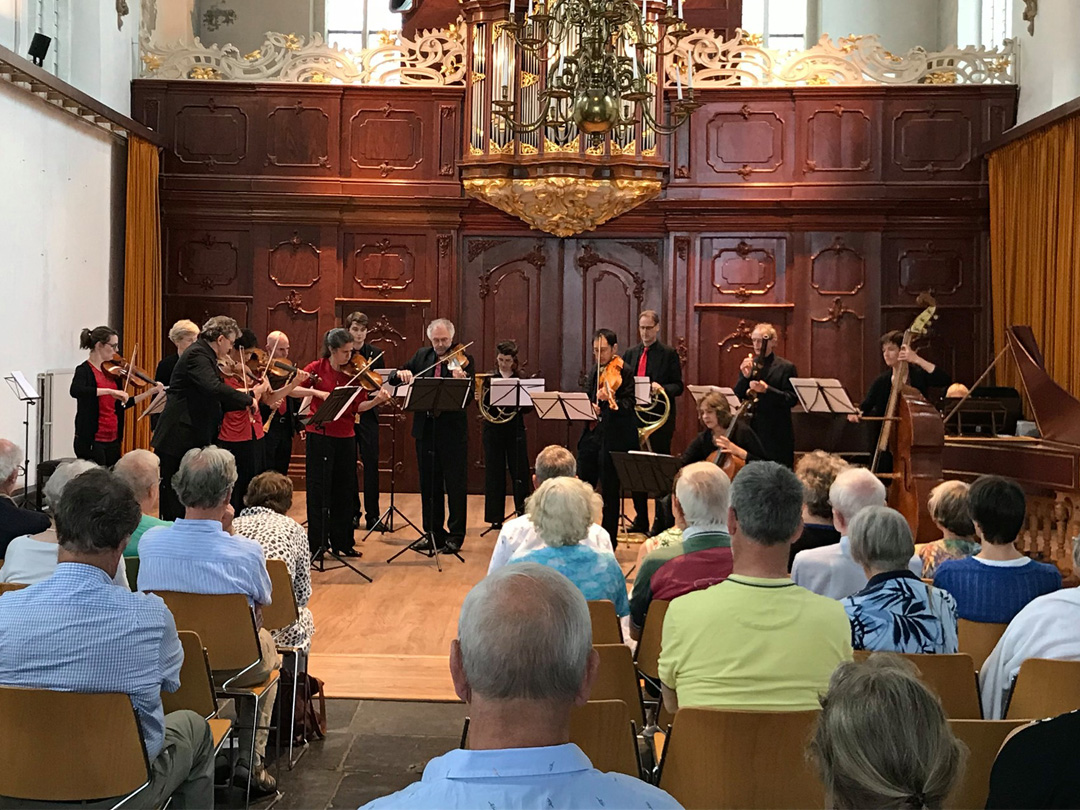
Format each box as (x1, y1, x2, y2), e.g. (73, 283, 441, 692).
(459, 0, 699, 237)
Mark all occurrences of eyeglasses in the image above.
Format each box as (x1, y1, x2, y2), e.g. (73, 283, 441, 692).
(106, 342, 119, 350)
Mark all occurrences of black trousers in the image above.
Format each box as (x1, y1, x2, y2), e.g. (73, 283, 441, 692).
(218, 437, 265, 514)
(631, 420, 674, 530)
(598, 436, 623, 547)
(352, 417, 381, 522)
(416, 419, 468, 545)
(73, 436, 121, 467)
(482, 421, 530, 523)
(263, 417, 294, 476)
(577, 427, 601, 487)
(157, 450, 184, 521)
(306, 432, 357, 555)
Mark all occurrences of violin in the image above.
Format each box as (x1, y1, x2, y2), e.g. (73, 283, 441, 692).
(443, 343, 471, 373)
(347, 351, 384, 392)
(238, 347, 316, 389)
(102, 354, 156, 389)
(597, 355, 625, 411)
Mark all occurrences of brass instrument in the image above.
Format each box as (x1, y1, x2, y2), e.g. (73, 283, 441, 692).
(637, 385, 671, 451)
(475, 372, 518, 425)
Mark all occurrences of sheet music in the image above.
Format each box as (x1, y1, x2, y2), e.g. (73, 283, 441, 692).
(140, 387, 168, 417)
(531, 391, 595, 421)
(377, 368, 410, 399)
(790, 378, 857, 415)
(490, 377, 545, 408)
(688, 384, 740, 411)
(634, 376, 651, 406)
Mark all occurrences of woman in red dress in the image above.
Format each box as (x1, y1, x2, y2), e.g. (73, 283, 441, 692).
(69, 326, 142, 466)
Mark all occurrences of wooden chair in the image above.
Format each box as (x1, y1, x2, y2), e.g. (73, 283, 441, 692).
(635, 599, 669, 689)
(124, 556, 140, 590)
(569, 700, 642, 778)
(1005, 658, 1080, 719)
(657, 708, 824, 809)
(853, 652, 982, 719)
(957, 619, 1008, 671)
(588, 600, 623, 644)
(591, 643, 646, 727)
(261, 558, 307, 768)
(946, 719, 1029, 809)
(163, 631, 233, 754)
(0, 687, 150, 807)
(0, 583, 28, 594)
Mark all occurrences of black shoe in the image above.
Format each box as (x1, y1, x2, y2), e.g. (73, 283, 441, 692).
(444, 536, 463, 553)
(488, 522, 503, 531)
(339, 547, 362, 558)
(366, 517, 390, 533)
(352, 515, 361, 530)
(628, 519, 650, 535)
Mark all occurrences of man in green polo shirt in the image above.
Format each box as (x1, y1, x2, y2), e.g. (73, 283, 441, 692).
(659, 461, 852, 713)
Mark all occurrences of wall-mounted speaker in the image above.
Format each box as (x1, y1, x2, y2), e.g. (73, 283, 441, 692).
(28, 33, 51, 67)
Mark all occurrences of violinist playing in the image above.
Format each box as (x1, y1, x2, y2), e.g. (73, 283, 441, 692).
(303, 328, 390, 558)
(388, 318, 474, 554)
(260, 330, 317, 476)
(578, 328, 636, 545)
(70, 325, 164, 466)
(346, 312, 387, 533)
(733, 322, 799, 468)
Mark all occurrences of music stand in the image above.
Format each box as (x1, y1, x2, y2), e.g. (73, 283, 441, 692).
(688, 385, 741, 411)
(532, 391, 595, 449)
(4, 372, 39, 504)
(790, 378, 857, 415)
(307, 386, 372, 582)
(386, 376, 471, 571)
(610, 451, 681, 498)
(480, 378, 544, 535)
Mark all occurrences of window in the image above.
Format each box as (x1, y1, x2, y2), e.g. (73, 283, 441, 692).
(326, 0, 402, 52)
(742, 0, 807, 51)
(980, 0, 1012, 49)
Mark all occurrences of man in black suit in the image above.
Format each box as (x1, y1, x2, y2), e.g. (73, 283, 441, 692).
(733, 322, 799, 468)
(151, 316, 268, 520)
(389, 318, 474, 552)
(346, 311, 388, 532)
(622, 309, 684, 535)
(579, 328, 637, 546)
(0, 439, 49, 556)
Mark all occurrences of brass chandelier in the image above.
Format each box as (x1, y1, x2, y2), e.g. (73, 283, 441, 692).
(493, 0, 701, 138)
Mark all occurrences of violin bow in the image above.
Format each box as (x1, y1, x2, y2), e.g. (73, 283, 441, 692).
(122, 344, 138, 395)
(343, 350, 385, 388)
(263, 334, 281, 380)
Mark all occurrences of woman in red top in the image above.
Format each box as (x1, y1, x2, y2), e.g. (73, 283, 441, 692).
(304, 328, 389, 557)
(69, 326, 140, 466)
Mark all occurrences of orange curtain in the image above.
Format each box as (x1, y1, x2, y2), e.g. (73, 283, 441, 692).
(122, 136, 162, 452)
(989, 113, 1080, 396)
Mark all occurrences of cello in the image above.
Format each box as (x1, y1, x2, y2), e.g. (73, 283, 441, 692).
(705, 398, 753, 481)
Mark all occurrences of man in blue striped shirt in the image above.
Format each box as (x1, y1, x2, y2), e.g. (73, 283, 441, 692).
(0, 468, 214, 808)
(138, 445, 278, 796)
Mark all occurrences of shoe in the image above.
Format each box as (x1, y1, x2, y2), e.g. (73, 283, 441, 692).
(366, 517, 390, 533)
(488, 522, 503, 531)
(340, 547, 362, 558)
(628, 519, 650, 535)
(352, 515, 361, 530)
(234, 765, 277, 798)
(444, 536, 464, 553)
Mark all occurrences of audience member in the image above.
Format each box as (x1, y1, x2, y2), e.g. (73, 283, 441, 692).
(792, 467, 920, 598)
(658, 461, 852, 713)
(917, 480, 979, 578)
(978, 537, 1080, 718)
(0, 438, 49, 556)
(789, 450, 847, 568)
(986, 710, 1080, 808)
(232, 471, 315, 652)
(137, 445, 279, 795)
(0, 460, 128, 587)
(934, 475, 1060, 623)
(630, 462, 731, 639)
(113, 449, 172, 557)
(809, 655, 965, 810)
(841, 506, 958, 654)
(0, 468, 214, 807)
(488, 446, 612, 573)
(510, 477, 629, 618)
(360, 564, 681, 809)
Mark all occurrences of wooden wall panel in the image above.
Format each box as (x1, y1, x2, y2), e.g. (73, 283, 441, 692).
(262, 92, 340, 175)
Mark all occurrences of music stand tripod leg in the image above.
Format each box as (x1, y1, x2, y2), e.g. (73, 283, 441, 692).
(308, 432, 373, 582)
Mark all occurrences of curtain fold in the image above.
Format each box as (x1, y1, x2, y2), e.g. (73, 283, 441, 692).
(989, 114, 1080, 397)
(122, 136, 163, 453)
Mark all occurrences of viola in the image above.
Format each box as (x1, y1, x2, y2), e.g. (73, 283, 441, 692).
(598, 355, 625, 411)
(102, 354, 156, 389)
(347, 351, 384, 392)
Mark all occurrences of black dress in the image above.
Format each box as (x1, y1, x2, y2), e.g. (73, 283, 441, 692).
(733, 353, 799, 467)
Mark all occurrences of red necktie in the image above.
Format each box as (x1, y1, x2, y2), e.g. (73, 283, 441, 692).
(435, 360, 443, 378)
(637, 345, 648, 378)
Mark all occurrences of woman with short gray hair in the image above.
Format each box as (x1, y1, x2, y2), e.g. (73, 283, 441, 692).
(842, 506, 958, 654)
(809, 655, 966, 809)
(510, 477, 629, 618)
(917, 480, 979, 578)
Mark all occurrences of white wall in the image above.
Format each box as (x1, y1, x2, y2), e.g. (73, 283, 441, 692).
(1013, 0, 1080, 123)
(816, 0, 946, 53)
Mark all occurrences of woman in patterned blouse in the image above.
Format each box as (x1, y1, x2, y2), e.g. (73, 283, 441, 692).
(842, 506, 958, 654)
(916, 480, 980, 578)
(232, 471, 315, 651)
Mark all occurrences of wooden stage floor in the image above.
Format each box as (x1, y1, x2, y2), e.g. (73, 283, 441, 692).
(290, 493, 640, 702)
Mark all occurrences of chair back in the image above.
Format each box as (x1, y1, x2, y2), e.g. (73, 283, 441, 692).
(262, 559, 299, 633)
(588, 600, 622, 644)
(946, 719, 1028, 809)
(0, 583, 28, 595)
(636, 599, 669, 683)
(591, 643, 646, 726)
(124, 557, 140, 590)
(854, 652, 981, 719)
(658, 708, 824, 809)
(1005, 658, 1080, 719)
(957, 619, 1008, 671)
(0, 687, 149, 801)
(153, 591, 261, 673)
(569, 700, 641, 778)
(163, 631, 219, 719)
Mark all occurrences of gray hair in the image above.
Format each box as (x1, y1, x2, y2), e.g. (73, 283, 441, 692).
(527, 477, 599, 547)
(458, 563, 592, 701)
(796, 450, 850, 521)
(168, 319, 199, 345)
(729, 461, 804, 545)
(830, 467, 887, 524)
(0, 440, 22, 482)
(113, 449, 161, 500)
(426, 318, 455, 340)
(849, 506, 915, 572)
(43, 460, 99, 511)
(675, 462, 731, 529)
(927, 480, 975, 538)
(172, 446, 237, 509)
(809, 655, 966, 810)
(200, 315, 241, 343)
(534, 445, 576, 484)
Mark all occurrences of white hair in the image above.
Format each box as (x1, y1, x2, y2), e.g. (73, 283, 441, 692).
(459, 563, 592, 701)
(0, 440, 21, 482)
(173, 446, 237, 509)
(849, 506, 915, 572)
(113, 449, 161, 500)
(426, 318, 455, 340)
(43, 460, 99, 511)
(830, 467, 887, 524)
(675, 462, 731, 529)
(527, 476, 600, 547)
(168, 319, 199, 345)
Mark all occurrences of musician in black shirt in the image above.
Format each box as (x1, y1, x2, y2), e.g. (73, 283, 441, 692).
(855, 330, 952, 419)
(733, 323, 799, 467)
